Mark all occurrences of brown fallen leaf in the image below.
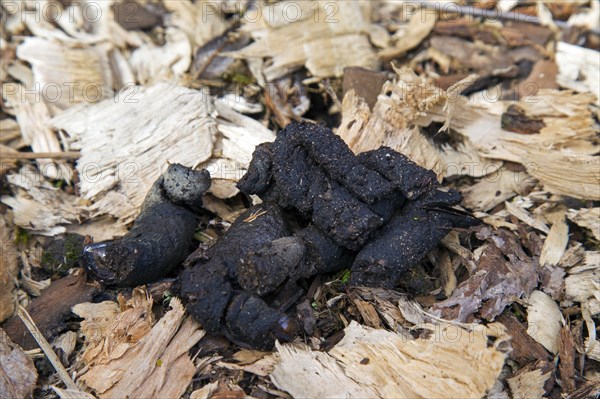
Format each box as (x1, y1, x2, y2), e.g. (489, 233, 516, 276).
(0, 328, 37, 399)
(432, 226, 539, 322)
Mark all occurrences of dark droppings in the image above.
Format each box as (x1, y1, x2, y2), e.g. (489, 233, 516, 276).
(83, 122, 478, 349)
(82, 164, 211, 286)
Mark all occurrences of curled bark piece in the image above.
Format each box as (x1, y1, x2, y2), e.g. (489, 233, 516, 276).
(82, 164, 210, 286)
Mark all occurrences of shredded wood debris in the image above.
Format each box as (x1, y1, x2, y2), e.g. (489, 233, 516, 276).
(0, 216, 18, 322)
(526, 290, 564, 354)
(1, 0, 599, 396)
(73, 289, 204, 398)
(271, 321, 508, 398)
(231, 1, 379, 81)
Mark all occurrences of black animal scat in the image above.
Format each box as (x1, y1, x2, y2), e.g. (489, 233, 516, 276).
(82, 164, 210, 286)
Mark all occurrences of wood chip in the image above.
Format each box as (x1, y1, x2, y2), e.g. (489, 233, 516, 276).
(507, 368, 551, 399)
(567, 207, 600, 241)
(231, 1, 378, 81)
(75, 290, 204, 399)
(540, 210, 569, 266)
(0, 216, 18, 322)
(271, 321, 508, 399)
(526, 290, 564, 354)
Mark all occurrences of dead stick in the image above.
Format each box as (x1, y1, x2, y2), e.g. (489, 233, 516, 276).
(17, 305, 79, 391)
(420, 2, 600, 36)
(0, 151, 80, 160)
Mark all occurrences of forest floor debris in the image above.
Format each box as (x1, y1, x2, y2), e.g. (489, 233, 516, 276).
(0, 1, 599, 398)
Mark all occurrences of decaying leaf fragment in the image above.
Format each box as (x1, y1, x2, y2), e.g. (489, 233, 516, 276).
(231, 1, 378, 81)
(432, 226, 538, 322)
(271, 321, 507, 398)
(73, 289, 204, 399)
(0, 328, 37, 399)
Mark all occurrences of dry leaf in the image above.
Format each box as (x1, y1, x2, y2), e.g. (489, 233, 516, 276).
(0, 328, 37, 399)
(432, 227, 538, 322)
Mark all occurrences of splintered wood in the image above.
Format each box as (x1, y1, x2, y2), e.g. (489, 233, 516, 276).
(72, 289, 204, 399)
(338, 68, 600, 201)
(271, 321, 507, 398)
(50, 83, 274, 225)
(231, 1, 378, 81)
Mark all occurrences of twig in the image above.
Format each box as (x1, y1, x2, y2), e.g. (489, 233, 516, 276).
(420, 2, 600, 36)
(0, 151, 80, 160)
(17, 305, 79, 391)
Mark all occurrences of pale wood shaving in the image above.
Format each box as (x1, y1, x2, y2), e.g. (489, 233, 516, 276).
(337, 70, 501, 180)
(50, 83, 217, 225)
(379, 7, 436, 59)
(461, 169, 536, 212)
(565, 253, 600, 316)
(505, 201, 550, 234)
(51, 387, 95, 399)
(190, 381, 219, 399)
(4, 85, 71, 180)
(16, 37, 114, 109)
(567, 207, 600, 241)
(271, 321, 507, 398)
(163, 0, 229, 48)
(556, 41, 599, 105)
(1, 166, 82, 236)
(129, 28, 192, 85)
(507, 368, 550, 399)
(526, 290, 564, 354)
(75, 290, 204, 399)
(539, 210, 569, 266)
(231, 1, 378, 81)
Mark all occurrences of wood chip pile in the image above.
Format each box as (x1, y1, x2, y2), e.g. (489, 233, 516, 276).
(0, 1, 599, 398)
